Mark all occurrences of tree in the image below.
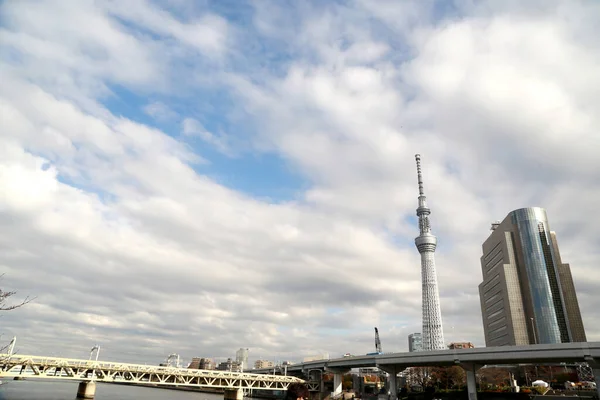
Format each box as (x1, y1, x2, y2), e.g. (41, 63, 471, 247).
(342, 374, 353, 390)
(478, 367, 512, 387)
(407, 367, 432, 387)
(0, 277, 32, 311)
(0, 274, 33, 354)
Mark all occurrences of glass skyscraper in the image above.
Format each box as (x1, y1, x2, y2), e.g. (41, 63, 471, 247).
(478, 207, 586, 346)
(408, 333, 422, 352)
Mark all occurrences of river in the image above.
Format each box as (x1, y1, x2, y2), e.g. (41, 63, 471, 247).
(0, 380, 232, 400)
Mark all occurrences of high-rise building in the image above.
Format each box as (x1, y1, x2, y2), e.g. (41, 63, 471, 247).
(236, 348, 249, 371)
(478, 207, 587, 346)
(408, 333, 422, 352)
(414, 154, 445, 351)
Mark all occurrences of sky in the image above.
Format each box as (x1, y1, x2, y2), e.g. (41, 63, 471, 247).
(0, 0, 599, 366)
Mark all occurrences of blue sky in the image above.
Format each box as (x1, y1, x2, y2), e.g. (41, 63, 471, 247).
(0, 0, 599, 365)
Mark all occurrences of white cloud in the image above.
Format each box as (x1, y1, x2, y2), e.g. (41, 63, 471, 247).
(182, 117, 233, 156)
(0, 0, 598, 367)
(143, 101, 178, 122)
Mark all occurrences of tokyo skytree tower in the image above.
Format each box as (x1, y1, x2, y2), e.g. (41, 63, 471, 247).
(414, 154, 445, 351)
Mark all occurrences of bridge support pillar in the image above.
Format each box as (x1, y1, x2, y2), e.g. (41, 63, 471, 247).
(378, 365, 401, 399)
(326, 368, 350, 399)
(224, 388, 243, 400)
(333, 372, 343, 398)
(461, 364, 480, 400)
(76, 381, 96, 399)
(592, 367, 600, 400)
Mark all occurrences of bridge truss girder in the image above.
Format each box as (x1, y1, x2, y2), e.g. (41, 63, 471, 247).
(0, 354, 303, 390)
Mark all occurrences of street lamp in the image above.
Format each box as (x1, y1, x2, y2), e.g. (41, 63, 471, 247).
(7, 337, 16, 357)
(89, 345, 100, 361)
(89, 345, 100, 382)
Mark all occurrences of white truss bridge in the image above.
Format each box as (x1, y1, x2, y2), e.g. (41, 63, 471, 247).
(0, 354, 303, 390)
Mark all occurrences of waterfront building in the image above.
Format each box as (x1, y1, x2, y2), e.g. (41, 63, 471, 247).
(236, 348, 249, 371)
(254, 359, 274, 369)
(216, 358, 242, 372)
(188, 357, 201, 369)
(448, 342, 475, 349)
(199, 358, 215, 370)
(408, 333, 422, 352)
(188, 357, 215, 369)
(413, 154, 445, 350)
(478, 207, 587, 346)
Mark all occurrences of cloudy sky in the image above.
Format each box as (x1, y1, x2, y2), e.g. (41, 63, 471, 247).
(1, 0, 599, 366)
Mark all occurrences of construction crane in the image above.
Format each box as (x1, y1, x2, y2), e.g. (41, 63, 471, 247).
(375, 327, 382, 353)
(367, 327, 383, 355)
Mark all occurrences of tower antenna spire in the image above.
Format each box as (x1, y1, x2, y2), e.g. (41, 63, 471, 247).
(415, 154, 425, 196)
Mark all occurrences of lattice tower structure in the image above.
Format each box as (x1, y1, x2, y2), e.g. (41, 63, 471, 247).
(414, 154, 445, 351)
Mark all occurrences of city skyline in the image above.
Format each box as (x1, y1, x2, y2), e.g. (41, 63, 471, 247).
(0, 0, 599, 364)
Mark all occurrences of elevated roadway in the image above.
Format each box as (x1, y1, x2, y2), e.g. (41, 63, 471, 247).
(254, 342, 600, 400)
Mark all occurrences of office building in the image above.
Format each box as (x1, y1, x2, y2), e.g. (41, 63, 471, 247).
(479, 207, 587, 346)
(216, 358, 242, 372)
(188, 357, 215, 370)
(408, 333, 422, 352)
(254, 359, 274, 369)
(188, 357, 201, 369)
(236, 348, 249, 371)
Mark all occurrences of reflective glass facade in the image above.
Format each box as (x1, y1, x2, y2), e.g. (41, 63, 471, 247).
(479, 207, 586, 346)
(408, 333, 422, 352)
(511, 208, 563, 344)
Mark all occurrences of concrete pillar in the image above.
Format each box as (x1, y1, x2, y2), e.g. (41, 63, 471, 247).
(463, 364, 478, 400)
(76, 381, 96, 399)
(388, 367, 398, 400)
(592, 368, 600, 400)
(333, 372, 343, 398)
(224, 388, 244, 400)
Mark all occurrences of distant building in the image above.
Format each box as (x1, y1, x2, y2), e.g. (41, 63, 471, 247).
(254, 359, 274, 369)
(448, 342, 474, 349)
(199, 358, 215, 370)
(188, 357, 201, 369)
(479, 207, 587, 347)
(408, 333, 422, 352)
(236, 348, 249, 371)
(216, 358, 241, 372)
(303, 353, 329, 362)
(188, 357, 215, 370)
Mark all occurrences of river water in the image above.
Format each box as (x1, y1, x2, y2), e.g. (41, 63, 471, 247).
(0, 380, 230, 400)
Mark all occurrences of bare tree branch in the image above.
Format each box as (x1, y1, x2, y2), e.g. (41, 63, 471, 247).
(0, 273, 35, 311)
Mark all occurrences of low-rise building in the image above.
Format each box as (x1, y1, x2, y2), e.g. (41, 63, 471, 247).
(188, 357, 215, 370)
(254, 359, 274, 369)
(448, 342, 475, 349)
(217, 358, 241, 372)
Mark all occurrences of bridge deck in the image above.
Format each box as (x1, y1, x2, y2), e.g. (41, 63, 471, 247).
(0, 354, 303, 390)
